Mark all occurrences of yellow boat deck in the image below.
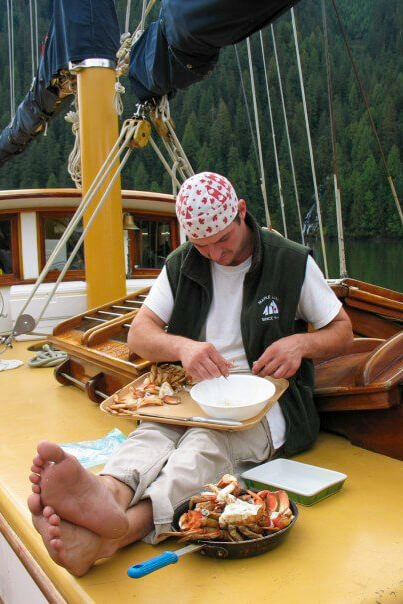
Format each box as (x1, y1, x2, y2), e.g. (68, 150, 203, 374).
(1, 342, 402, 604)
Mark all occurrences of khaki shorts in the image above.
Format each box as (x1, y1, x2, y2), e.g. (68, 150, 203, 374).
(101, 420, 274, 544)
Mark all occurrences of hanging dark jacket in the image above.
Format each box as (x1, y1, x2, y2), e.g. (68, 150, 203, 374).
(165, 212, 320, 456)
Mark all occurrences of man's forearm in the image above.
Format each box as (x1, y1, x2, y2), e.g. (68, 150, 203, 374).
(298, 317, 353, 360)
(128, 318, 189, 362)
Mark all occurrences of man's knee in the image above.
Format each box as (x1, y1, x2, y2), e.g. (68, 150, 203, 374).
(178, 427, 229, 450)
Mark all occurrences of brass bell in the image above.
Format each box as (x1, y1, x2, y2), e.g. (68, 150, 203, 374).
(123, 213, 139, 230)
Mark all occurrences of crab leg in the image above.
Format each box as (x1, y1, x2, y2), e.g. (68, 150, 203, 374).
(237, 526, 264, 540)
(227, 525, 244, 541)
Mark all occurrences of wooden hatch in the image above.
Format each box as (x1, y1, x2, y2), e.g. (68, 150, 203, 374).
(317, 280, 403, 459)
(49, 287, 152, 402)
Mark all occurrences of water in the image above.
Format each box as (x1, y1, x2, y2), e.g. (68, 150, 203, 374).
(308, 237, 403, 293)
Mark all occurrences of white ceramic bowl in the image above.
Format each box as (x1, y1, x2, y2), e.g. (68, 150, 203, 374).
(190, 374, 276, 421)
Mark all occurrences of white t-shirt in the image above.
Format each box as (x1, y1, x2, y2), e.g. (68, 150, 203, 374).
(144, 254, 342, 449)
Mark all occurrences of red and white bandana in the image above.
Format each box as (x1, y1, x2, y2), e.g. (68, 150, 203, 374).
(176, 172, 238, 239)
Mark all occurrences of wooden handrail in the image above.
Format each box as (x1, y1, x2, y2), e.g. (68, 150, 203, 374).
(347, 287, 403, 313)
(357, 332, 403, 386)
(343, 278, 403, 303)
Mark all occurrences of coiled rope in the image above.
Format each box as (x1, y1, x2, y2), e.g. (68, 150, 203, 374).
(65, 98, 82, 188)
(28, 344, 68, 368)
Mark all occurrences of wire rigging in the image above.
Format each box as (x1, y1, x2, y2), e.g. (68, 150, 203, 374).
(125, 0, 132, 34)
(6, 0, 15, 120)
(271, 24, 305, 245)
(321, 0, 347, 278)
(259, 31, 287, 238)
(33, 0, 39, 69)
(139, 0, 148, 36)
(233, 45, 260, 168)
(245, 38, 271, 229)
(291, 7, 329, 277)
(29, 0, 35, 80)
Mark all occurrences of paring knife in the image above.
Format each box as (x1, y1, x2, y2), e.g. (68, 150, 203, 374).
(137, 412, 242, 427)
(127, 544, 203, 578)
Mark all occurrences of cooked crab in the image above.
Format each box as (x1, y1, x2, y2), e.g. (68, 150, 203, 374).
(160, 475, 294, 543)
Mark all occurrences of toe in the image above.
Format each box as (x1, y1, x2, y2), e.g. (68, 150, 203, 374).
(37, 441, 66, 464)
(29, 473, 40, 484)
(33, 454, 44, 467)
(43, 505, 55, 518)
(32, 484, 41, 494)
(49, 538, 63, 551)
(49, 514, 60, 526)
(27, 493, 43, 515)
(49, 525, 60, 539)
(31, 464, 42, 474)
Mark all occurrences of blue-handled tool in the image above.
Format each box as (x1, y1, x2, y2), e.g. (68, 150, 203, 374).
(127, 544, 203, 578)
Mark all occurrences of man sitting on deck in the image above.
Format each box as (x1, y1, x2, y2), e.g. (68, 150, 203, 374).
(28, 172, 353, 576)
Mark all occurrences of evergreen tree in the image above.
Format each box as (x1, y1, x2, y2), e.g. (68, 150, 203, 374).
(0, 0, 400, 239)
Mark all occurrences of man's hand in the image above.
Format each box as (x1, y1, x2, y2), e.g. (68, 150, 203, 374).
(252, 308, 353, 380)
(179, 340, 231, 381)
(129, 305, 231, 381)
(252, 335, 304, 379)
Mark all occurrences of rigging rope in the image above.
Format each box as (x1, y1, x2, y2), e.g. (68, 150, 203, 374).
(259, 31, 287, 238)
(166, 120, 194, 178)
(1, 105, 195, 349)
(331, 0, 403, 229)
(3, 120, 139, 346)
(65, 99, 82, 189)
(35, 146, 134, 327)
(116, 0, 156, 78)
(148, 136, 182, 191)
(233, 45, 259, 168)
(6, 0, 15, 120)
(28, 345, 68, 368)
(148, 96, 194, 187)
(6, 100, 194, 344)
(321, 0, 347, 278)
(245, 38, 271, 229)
(271, 25, 305, 245)
(291, 8, 329, 277)
(29, 0, 35, 81)
(115, 0, 155, 114)
(125, 0, 132, 34)
(140, 0, 148, 36)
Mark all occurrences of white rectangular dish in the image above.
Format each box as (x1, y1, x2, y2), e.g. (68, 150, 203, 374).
(241, 458, 347, 505)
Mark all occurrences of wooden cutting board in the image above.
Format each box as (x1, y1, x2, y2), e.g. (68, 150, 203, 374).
(100, 373, 289, 431)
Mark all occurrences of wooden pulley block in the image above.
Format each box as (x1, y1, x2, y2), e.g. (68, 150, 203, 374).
(150, 114, 175, 139)
(130, 120, 152, 148)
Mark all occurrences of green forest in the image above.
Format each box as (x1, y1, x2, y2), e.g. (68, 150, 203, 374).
(0, 0, 402, 242)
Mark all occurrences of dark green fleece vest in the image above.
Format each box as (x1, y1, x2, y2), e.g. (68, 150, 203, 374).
(165, 213, 319, 457)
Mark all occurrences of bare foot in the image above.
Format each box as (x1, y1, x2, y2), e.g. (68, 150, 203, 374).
(28, 494, 117, 577)
(33, 441, 129, 538)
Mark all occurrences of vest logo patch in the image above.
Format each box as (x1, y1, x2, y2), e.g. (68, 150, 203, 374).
(258, 295, 280, 322)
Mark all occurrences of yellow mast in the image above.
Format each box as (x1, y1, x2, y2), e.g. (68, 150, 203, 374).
(76, 61, 126, 308)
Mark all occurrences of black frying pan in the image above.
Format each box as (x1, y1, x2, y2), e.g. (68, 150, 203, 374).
(127, 499, 298, 578)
